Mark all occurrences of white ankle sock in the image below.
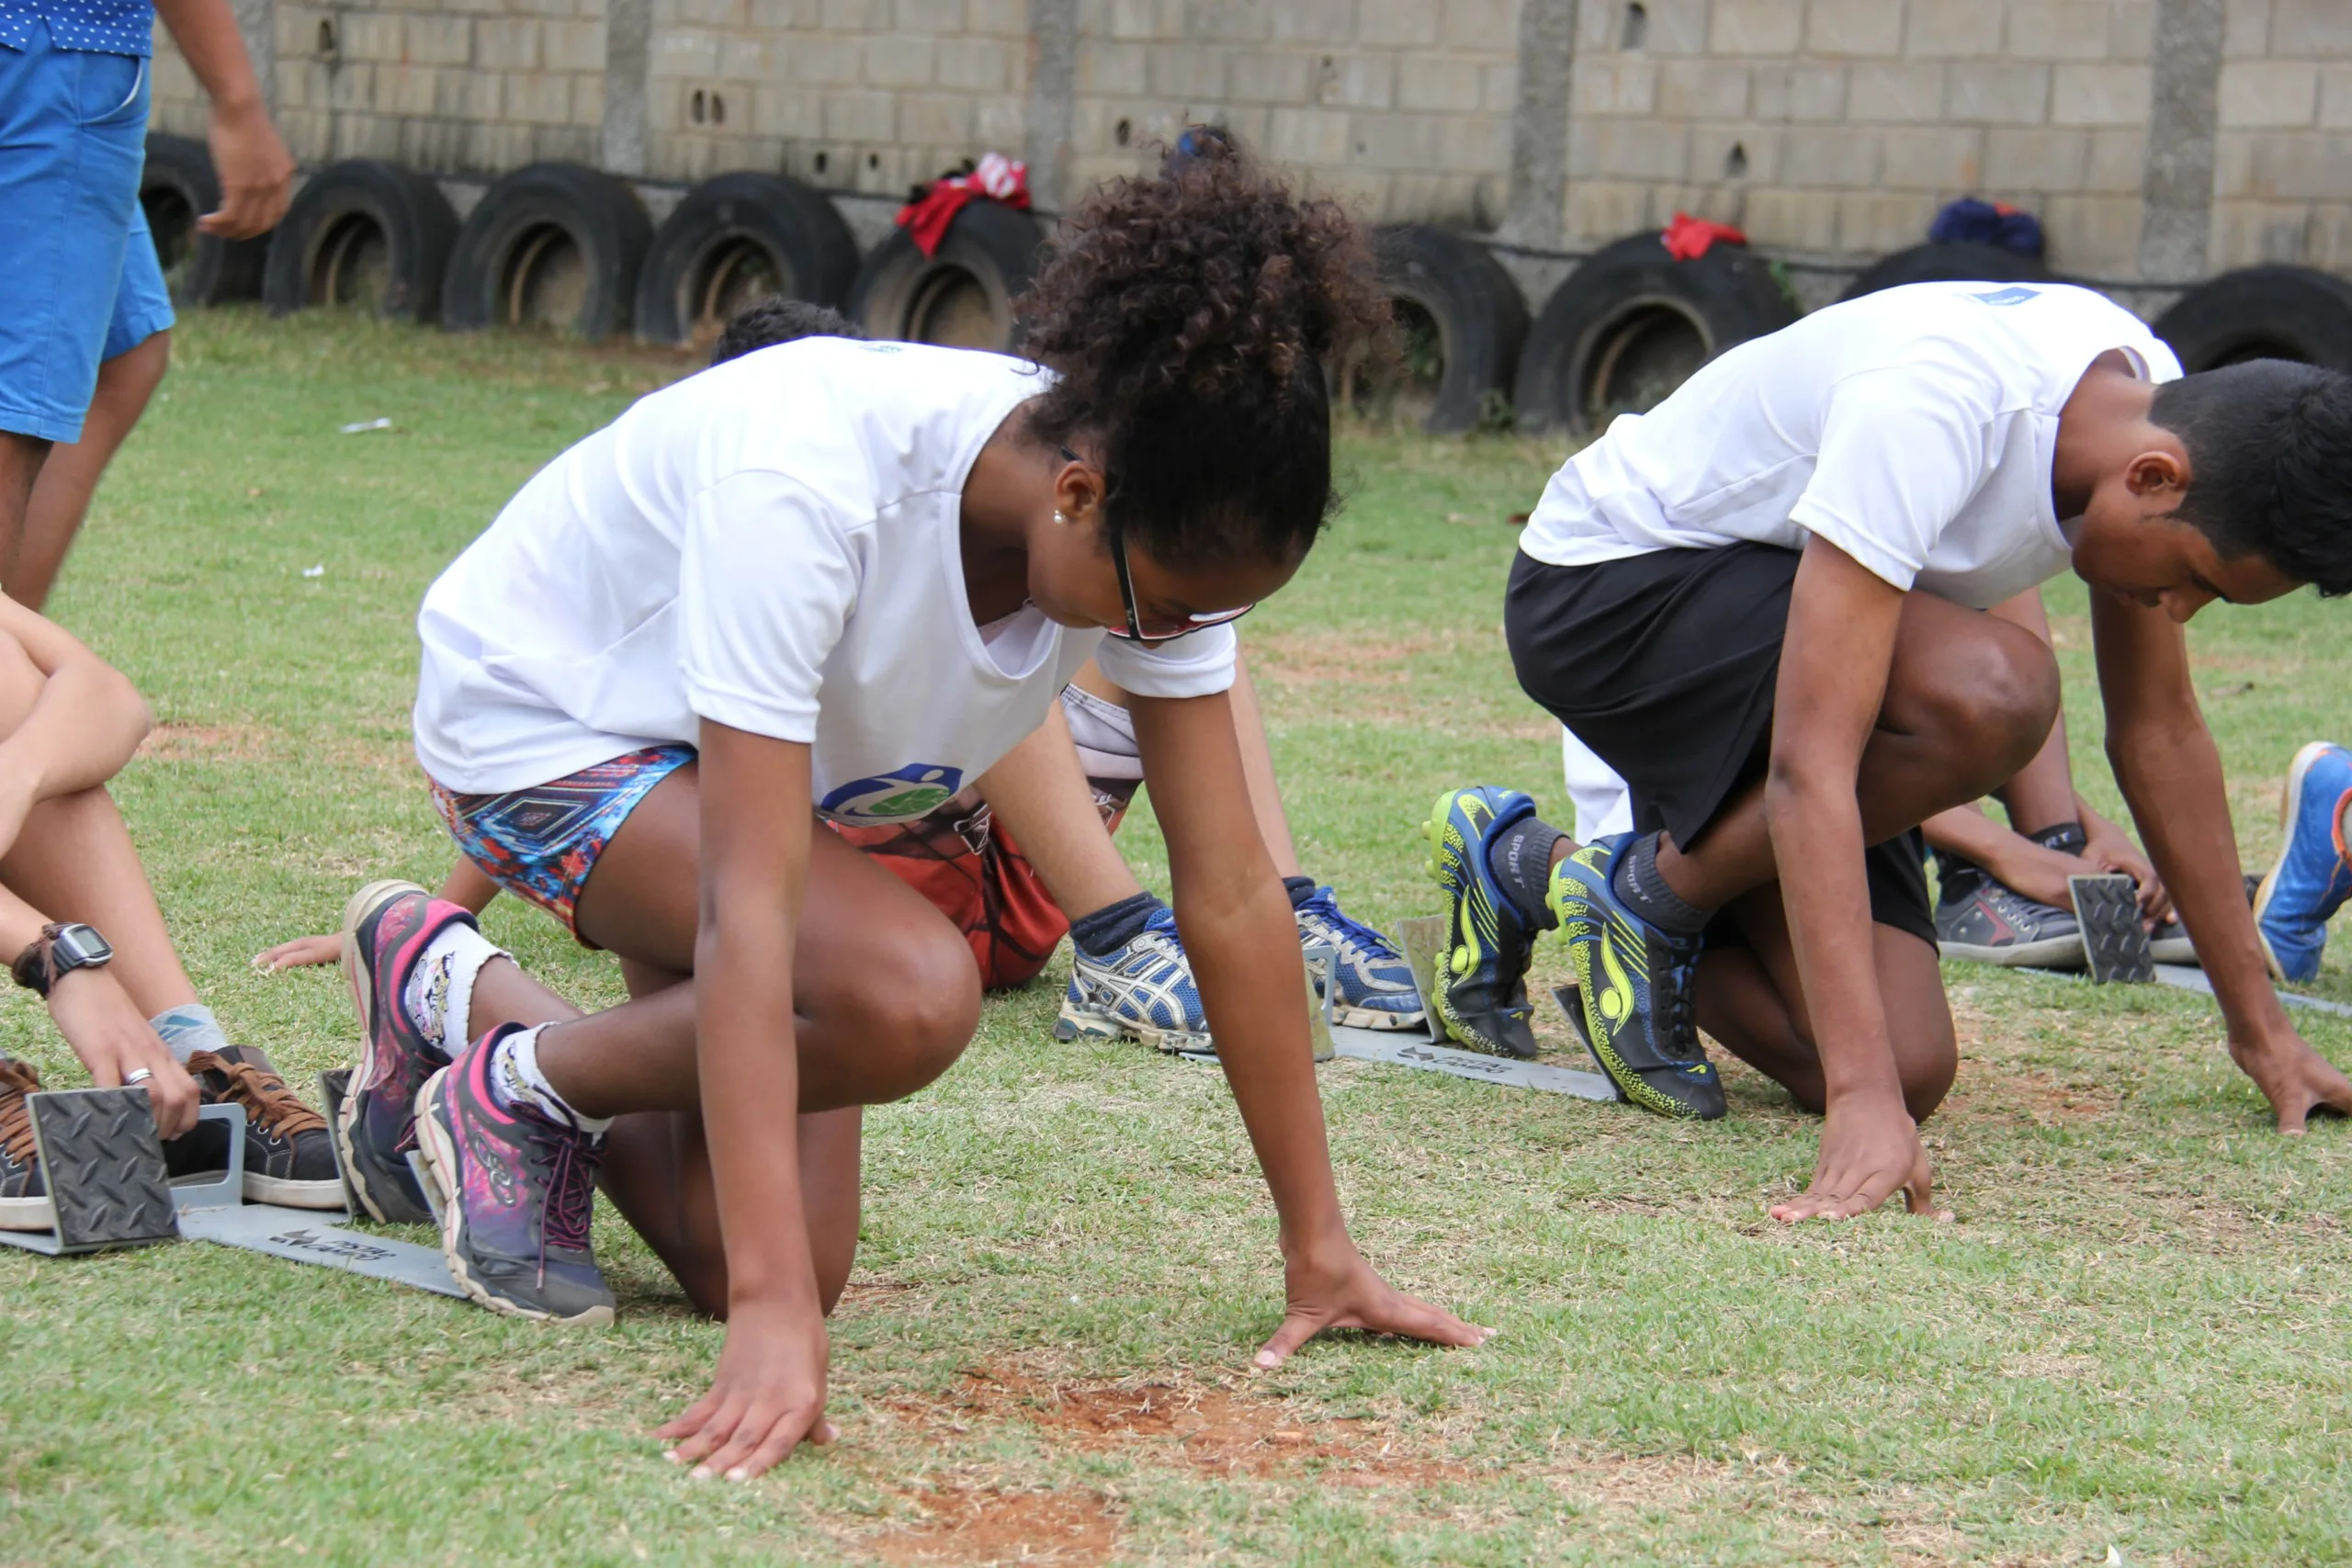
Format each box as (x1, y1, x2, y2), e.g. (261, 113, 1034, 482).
(150, 1003, 232, 1065)
(401, 919, 505, 1064)
(486, 1024, 613, 1136)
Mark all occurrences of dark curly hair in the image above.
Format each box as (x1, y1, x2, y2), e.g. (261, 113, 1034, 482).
(2152, 361, 2352, 596)
(1015, 130, 1388, 568)
(709, 297, 865, 366)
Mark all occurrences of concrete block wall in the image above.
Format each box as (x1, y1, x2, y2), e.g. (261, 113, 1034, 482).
(144, 0, 2352, 288)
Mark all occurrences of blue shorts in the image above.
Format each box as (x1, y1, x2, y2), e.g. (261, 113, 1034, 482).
(0, 19, 175, 444)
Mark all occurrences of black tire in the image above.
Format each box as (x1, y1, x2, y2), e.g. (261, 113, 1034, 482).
(633, 173, 859, 347)
(2154, 265, 2352, 372)
(1364, 225, 1528, 434)
(1514, 231, 1797, 437)
(261, 159, 458, 322)
(139, 133, 269, 306)
(1838, 242, 2054, 302)
(440, 164, 652, 340)
(847, 200, 1043, 351)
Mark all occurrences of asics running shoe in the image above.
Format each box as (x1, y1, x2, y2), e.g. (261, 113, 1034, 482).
(1548, 835, 1724, 1120)
(2255, 741, 2352, 983)
(1419, 786, 1540, 1058)
(337, 879, 471, 1224)
(1054, 903, 1215, 1055)
(187, 1046, 345, 1209)
(1294, 886, 1425, 1030)
(414, 1025, 616, 1325)
(1932, 853, 2084, 969)
(0, 1057, 49, 1232)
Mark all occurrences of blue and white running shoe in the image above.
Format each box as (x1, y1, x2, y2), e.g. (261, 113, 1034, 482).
(2255, 741, 2352, 983)
(1419, 785, 1542, 1058)
(1054, 903, 1215, 1055)
(1294, 886, 1426, 1030)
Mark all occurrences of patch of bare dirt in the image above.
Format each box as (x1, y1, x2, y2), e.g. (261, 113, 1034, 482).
(137, 721, 273, 761)
(866, 1485, 1118, 1567)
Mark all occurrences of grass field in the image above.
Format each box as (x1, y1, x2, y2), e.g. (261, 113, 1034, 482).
(6, 309, 2351, 1567)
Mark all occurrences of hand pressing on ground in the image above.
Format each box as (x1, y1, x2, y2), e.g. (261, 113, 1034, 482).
(2230, 1019, 2352, 1134)
(252, 932, 339, 971)
(1769, 1096, 1951, 1224)
(1254, 1236, 1494, 1371)
(658, 1298, 836, 1481)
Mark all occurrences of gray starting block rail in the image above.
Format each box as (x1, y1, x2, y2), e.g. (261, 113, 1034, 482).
(1, 1073, 463, 1299)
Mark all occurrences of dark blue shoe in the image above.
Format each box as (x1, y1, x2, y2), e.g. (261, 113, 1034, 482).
(1294, 887, 1425, 1031)
(1054, 903, 1215, 1055)
(1549, 834, 1724, 1121)
(2255, 741, 2352, 983)
(1419, 786, 1541, 1058)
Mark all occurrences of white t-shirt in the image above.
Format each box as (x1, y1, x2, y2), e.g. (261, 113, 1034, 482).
(413, 338, 1237, 820)
(1518, 283, 2182, 610)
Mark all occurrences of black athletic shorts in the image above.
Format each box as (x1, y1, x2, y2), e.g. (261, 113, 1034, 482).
(1504, 542, 1934, 948)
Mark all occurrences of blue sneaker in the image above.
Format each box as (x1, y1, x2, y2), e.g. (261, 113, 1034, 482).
(2255, 741, 2352, 983)
(1294, 887, 1425, 1030)
(1549, 834, 1724, 1121)
(1054, 904, 1215, 1055)
(1419, 786, 1541, 1058)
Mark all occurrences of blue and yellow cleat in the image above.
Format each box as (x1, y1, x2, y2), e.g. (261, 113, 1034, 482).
(1419, 786, 1541, 1058)
(1548, 834, 1725, 1121)
(2254, 741, 2352, 984)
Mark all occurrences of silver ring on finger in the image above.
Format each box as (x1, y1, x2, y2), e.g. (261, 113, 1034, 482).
(124, 1067, 154, 1085)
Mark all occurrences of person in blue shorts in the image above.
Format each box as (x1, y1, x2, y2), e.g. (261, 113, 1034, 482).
(0, 0, 291, 587)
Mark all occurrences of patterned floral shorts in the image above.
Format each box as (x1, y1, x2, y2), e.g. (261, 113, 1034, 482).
(431, 745, 695, 942)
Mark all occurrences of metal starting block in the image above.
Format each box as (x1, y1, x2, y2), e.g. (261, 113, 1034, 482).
(2, 1071, 463, 1300)
(2071, 874, 2154, 985)
(1317, 915, 1616, 1100)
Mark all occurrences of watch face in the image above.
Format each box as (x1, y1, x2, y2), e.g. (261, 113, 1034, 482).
(53, 925, 111, 967)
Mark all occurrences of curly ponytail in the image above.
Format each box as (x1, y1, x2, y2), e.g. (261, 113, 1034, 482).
(1015, 130, 1388, 567)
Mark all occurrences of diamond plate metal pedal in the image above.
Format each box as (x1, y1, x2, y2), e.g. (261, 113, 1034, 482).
(0, 1087, 179, 1256)
(2072, 874, 2154, 984)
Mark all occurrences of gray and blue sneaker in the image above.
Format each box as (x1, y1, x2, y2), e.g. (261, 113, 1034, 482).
(1054, 903, 1215, 1056)
(1293, 886, 1425, 1030)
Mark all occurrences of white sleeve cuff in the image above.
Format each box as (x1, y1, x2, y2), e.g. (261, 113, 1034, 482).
(1786, 502, 1920, 593)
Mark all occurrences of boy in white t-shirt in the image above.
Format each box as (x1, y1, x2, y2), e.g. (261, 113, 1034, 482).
(331, 142, 1487, 1481)
(1420, 281, 2352, 1224)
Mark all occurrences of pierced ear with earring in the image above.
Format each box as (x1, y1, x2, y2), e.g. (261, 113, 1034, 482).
(1054, 510, 1072, 525)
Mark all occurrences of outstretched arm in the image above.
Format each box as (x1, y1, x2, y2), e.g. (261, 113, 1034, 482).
(1132, 686, 1488, 1366)
(2091, 591, 2352, 1130)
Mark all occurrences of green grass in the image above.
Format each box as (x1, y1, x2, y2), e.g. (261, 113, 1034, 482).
(6, 309, 2351, 1567)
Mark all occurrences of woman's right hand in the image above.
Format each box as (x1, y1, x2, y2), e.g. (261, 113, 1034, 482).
(656, 1298, 834, 1481)
(48, 968, 198, 1137)
(251, 932, 341, 971)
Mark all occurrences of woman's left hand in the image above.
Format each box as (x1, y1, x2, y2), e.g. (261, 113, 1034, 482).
(1255, 1237, 1494, 1370)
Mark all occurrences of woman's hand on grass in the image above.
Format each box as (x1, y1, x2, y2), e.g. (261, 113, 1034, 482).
(1769, 1095, 1950, 1224)
(251, 932, 340, 971)
(657, 1298, 835, 1481)
(2227, 1019, 2352, 1134)
(1254, 1236, 1494, 1371)
(49, 969, 198, 1138)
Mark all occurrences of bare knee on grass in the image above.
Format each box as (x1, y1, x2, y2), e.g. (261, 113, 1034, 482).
(1701, 897, 1956, 1122)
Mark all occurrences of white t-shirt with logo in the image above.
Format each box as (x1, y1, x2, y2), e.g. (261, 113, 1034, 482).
(1518, 283, 2182, 610)
(413, 338, 1237, 822)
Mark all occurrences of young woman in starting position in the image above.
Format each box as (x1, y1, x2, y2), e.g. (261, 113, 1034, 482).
(333, 141, 1487, 1480)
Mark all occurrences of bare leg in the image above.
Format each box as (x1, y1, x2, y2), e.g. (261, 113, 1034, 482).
(974, 700, 1142, 917)
(11, 332, 170, 610)
(593, 955, 864, 1317)
(1073, 648, 1303, 876)
(1637, 590, 2059, 911)
(1696, 887, 1957, 1122)
(0, 432, 53, 588)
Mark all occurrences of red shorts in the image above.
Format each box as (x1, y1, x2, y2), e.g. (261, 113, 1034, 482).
(830, 784, 1134, 991)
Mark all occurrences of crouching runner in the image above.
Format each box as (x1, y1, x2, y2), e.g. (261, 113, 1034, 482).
(1422, 280, 2352, 1222)
(334, 141, 1487, 1477)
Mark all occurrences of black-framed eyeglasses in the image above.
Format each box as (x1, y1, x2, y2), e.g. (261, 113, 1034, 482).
(1060, 448, 1256, 647)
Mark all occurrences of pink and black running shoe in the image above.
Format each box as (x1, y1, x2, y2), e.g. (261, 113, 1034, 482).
(415, 1024, 615, 1325)
(336, 880, 475, 1224)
